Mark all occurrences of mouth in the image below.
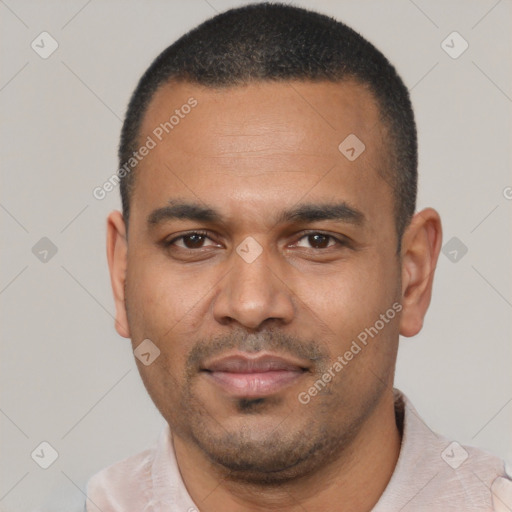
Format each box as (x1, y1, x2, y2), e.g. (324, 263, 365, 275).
(200, 352, 309, 398)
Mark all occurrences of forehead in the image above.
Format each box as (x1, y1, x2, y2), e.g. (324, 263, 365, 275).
(131, 79, 393, 233)
(141, 78, 382, 153)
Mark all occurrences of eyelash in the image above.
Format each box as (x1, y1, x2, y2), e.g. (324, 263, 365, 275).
(162, 230, 349, 251)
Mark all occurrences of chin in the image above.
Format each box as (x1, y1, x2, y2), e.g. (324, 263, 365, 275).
(186, 415, 342, 485)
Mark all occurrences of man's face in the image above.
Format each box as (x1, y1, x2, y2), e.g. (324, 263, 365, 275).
(120, 80, 403, 480)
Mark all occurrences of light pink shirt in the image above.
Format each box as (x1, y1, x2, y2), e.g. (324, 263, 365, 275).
(85, 389, 512, 511)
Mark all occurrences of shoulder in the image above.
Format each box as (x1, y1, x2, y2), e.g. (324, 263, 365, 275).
(84, 423, 199, 511)
(378, 390, 512, 511)
(85, 446, 156, 511)
(451, 442, 512, 511)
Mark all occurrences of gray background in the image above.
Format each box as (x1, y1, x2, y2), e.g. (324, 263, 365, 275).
(1, 0, 511, 510)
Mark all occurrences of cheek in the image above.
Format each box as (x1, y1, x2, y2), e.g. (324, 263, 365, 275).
(126, 255, 203, 338)
(125, 260, 195, 406)
(303, 252, 400, 352)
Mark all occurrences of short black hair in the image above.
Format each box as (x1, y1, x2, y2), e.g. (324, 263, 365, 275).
(118, 2, 417, 242)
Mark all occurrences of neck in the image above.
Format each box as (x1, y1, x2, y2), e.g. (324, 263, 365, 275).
(173, 389, 401, 512)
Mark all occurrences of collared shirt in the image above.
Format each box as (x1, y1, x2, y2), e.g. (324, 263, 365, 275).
(85, 389, 512, 511)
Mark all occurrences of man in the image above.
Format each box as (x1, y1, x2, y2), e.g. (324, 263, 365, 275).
(86, 3, 511, 511)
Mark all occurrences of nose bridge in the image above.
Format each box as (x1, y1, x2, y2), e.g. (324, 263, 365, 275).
(212, 239, 295, 329)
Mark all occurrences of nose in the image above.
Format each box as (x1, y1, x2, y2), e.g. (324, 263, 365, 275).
(212, 242, 295, 330)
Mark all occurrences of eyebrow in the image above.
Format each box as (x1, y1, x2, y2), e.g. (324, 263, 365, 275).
(147, 199, 365, 228)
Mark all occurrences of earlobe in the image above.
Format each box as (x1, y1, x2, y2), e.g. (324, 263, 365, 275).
(106, 210, 131, 339)
(399, 208, 442, 338)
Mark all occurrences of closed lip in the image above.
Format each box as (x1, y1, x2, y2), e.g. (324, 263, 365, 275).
(201, 352, 310, 373)
(200, 352, 309, 398)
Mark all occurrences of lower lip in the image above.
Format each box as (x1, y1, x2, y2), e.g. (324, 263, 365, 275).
(204, 370, 304, 398)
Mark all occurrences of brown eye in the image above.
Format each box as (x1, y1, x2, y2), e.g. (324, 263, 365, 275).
(296, 233, 337, 250)
(308, 234, 331, 249)
(181, 234, 207, 249)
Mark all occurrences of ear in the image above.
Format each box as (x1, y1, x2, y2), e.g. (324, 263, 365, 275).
(106, 210, 131, 338)
(399, 207, 442, 337)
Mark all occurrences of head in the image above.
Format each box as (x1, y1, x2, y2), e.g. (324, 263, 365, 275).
(119, 2, 417, 244)
(107, 3, 442, 483)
